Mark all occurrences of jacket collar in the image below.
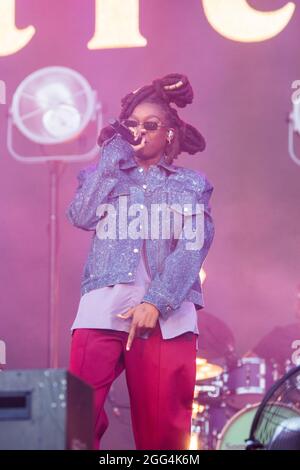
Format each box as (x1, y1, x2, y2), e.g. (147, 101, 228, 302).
(119, 154, 179, 173)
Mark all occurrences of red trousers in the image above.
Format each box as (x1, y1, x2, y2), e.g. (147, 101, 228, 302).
(69, 322, 197, 450)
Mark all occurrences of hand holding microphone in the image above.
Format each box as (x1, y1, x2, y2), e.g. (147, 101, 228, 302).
(129, 132, 146, 152)
(108, 119, 146, 151)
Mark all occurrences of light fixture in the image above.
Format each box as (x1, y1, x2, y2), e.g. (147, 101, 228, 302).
(288, 88, 300, 166)
(10, 66, 96, 147)
(7, 66, 102, 368)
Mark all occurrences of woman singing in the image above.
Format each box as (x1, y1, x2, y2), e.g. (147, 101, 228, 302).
(66, 73, 215, 450)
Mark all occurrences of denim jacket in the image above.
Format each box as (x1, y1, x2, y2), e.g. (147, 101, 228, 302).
(66, 133, 215, 319)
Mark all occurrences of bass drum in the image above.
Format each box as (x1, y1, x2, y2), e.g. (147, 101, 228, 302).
(216, 402, 300, 450)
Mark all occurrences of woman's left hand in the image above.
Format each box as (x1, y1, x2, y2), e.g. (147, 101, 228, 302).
(129, 133, 146, 152)
(117, 302, 159, 351)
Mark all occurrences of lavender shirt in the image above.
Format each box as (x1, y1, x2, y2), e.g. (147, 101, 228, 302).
(71, 239, 199, 351)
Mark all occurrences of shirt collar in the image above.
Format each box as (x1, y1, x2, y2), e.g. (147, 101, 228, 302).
(119, 153, 179, 173)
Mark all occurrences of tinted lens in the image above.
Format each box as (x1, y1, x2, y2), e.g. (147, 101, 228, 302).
(123, 119, 138, 128)
(144, 121, 159, 131)
(122, 120, 160, 131)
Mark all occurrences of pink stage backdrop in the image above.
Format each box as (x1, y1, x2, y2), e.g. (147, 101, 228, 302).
(0, 0, 300, 369)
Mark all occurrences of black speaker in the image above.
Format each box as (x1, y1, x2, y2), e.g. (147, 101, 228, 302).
(0, 369, 93, 450)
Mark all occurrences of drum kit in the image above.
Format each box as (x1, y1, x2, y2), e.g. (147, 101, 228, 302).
(191, 311, 298, 450)
(191, 355, 284, 450)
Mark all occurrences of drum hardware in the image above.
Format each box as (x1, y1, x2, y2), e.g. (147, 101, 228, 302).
(196, 357, 224, 382)
(225, 357, 278, 409)
(192, 355, 284, 449)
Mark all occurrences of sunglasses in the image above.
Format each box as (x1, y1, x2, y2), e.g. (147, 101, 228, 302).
(121, 119, 167, 132)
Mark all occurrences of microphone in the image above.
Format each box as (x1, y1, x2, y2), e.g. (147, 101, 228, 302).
(108, 118, 142, 146)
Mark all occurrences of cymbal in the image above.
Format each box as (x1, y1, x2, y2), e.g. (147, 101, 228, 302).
(196, 357, 223, 381)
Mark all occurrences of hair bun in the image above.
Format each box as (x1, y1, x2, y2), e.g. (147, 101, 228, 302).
(152, 73, 193, 108)
(118, 72, 206, 156)
(179, 122, 206, 154)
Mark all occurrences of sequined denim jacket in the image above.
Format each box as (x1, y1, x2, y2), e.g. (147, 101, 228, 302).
(66, 133, 215, 319)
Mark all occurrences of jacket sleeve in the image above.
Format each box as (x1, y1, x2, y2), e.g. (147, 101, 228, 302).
(65, 134, 134, 230)
(142, 176, 215, 319)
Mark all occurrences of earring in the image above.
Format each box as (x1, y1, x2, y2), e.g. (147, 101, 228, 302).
(167, 129, 174, 144)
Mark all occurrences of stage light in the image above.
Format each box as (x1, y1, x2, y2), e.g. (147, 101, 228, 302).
(11, 66, 95, 145)
(288, 83, 300, 166)
(0, 340, 6, 367)
(202, 0, 296, 43)
(7, 67, 102, 368)
(189, 430, 199, 450)
(290, 86, 300, 133)
(0, 80, 6, 104)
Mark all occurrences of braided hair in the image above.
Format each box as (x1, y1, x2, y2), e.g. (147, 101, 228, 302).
(98, 73, 206, 163)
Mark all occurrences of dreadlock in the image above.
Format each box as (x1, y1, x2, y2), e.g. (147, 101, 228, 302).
(98, 73, 206, 163)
